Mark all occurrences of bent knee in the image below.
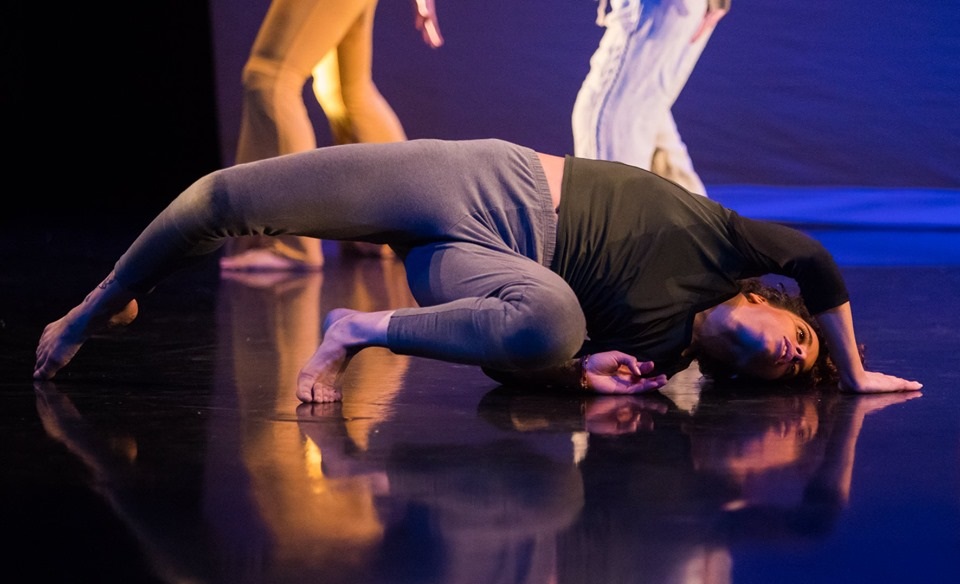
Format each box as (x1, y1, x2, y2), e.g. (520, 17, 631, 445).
(242, 56, 307, 96)
(502, 325, 583, 369)
(501, 300, 586, 369)
(168, 172, 254, 238)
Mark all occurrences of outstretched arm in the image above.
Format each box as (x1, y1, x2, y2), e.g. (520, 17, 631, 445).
(732, 216, 921, 392)
(810, 392, 921, 504)
(412, 0, 443, 48)
(815, 302, 922, 393)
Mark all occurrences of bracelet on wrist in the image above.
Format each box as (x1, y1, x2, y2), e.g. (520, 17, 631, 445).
(579, 354, 591, 391)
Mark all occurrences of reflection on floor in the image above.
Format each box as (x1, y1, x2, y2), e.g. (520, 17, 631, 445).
(3, 223, 959, 584)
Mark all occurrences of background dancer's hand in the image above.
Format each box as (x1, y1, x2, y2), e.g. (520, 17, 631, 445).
(691, 0, 730, 43)
(412, 0, 443, 48)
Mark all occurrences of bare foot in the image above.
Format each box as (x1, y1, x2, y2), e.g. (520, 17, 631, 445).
(295, 308, 393, 403)
(34, 296, 139, 380)
(296, 309, 356, 403)
(219, 248, 323, 272)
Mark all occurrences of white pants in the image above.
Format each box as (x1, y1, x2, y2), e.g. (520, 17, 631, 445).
(572, 0, 710, 196)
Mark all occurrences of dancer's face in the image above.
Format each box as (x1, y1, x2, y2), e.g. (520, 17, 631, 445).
(722, 294, 820, 381)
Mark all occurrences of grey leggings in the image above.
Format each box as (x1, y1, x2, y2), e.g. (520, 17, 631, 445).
(114, 139, 587, 371)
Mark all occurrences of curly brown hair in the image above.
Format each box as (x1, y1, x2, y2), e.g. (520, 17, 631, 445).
(694, 278, 864, 388)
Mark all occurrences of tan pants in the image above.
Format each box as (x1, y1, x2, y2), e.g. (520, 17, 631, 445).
(224, 0, 405, 265)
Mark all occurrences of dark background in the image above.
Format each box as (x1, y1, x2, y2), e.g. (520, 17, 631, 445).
(4, 3, 220, 225)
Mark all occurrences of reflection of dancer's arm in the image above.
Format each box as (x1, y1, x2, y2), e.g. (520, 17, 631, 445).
(807, 392, 921, 506)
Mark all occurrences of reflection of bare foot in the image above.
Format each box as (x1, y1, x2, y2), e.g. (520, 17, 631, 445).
(295, 308, 392, 403)
(219, 248, 323, 272)
(340, 241, 395, 259)
(294, 403, 391, 493)
(34, 293, 139, 380)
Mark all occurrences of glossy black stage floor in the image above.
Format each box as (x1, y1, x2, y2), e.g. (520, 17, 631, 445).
(2, 221, 958, 584)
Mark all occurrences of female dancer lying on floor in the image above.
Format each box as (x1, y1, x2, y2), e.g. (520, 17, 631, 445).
(34, 139, 922, 401)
